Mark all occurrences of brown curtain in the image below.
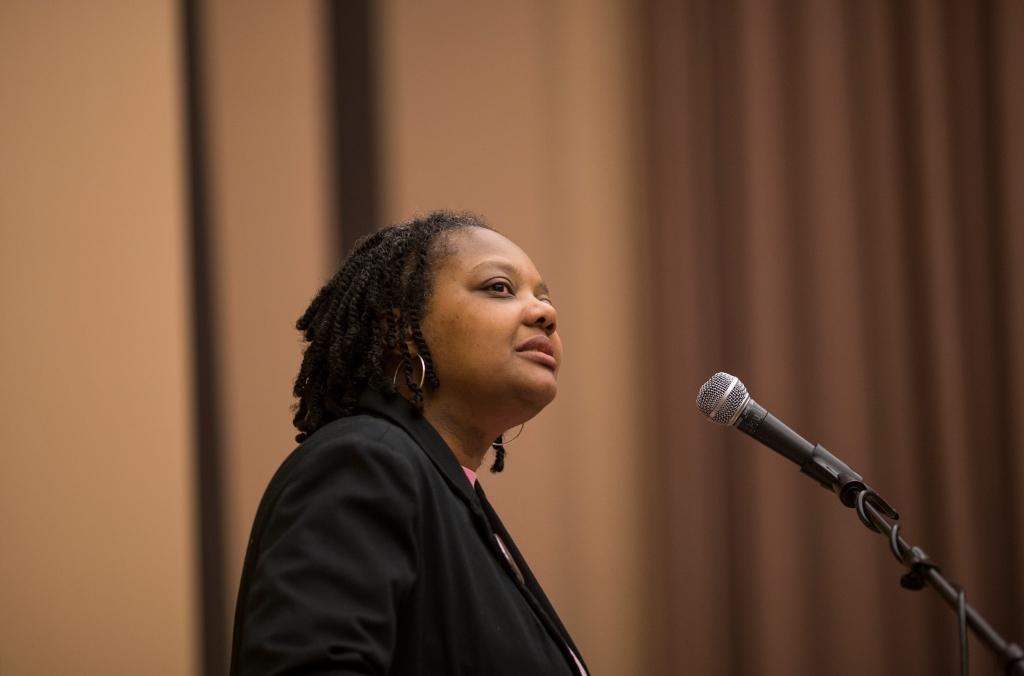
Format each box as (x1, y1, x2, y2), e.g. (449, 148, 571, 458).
(646, 1, 1024, 674)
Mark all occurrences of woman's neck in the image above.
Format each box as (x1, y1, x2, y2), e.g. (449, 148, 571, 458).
(422, 402, 496, 472)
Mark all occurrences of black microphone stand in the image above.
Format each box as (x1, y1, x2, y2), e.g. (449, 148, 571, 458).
(833, 477, 1024, 676)
(697, 372, 1023, 673)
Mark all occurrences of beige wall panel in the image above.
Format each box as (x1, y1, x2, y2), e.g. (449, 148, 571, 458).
(377, 1, 649, 673)
(0, 2, 197, 675)
(201, 0, 332, 627)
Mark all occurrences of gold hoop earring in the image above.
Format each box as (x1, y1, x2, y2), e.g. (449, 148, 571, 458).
(491, 423, 524, 448)
(393, 353, 426, 390)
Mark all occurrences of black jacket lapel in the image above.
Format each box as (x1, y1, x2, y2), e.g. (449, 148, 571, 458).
(477, 483, 590, 676)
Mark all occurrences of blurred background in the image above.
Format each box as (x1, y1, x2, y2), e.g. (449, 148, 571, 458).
(1, 1, 1022, 675)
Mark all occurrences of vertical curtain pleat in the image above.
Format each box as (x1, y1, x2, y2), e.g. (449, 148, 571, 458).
(647, 1, 1024, 674)
(998, 0, 1024, 644)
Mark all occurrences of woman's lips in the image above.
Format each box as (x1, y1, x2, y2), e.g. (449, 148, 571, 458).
(517, 349, 558, 369)
(516, 336, 557, 370)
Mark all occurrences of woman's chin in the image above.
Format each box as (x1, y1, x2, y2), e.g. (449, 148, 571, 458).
(509, 370, 558, 410)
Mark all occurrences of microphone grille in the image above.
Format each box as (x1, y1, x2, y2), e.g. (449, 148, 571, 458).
(696, 372, 750, 425)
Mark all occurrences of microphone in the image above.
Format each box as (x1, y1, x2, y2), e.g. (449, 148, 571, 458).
(696, 372, 897, 517)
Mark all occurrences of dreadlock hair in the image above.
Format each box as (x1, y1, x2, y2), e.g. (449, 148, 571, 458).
(292, 210, 508, 472)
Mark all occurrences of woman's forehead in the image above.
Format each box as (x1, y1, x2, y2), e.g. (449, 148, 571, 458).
(444, 227, 538, 275)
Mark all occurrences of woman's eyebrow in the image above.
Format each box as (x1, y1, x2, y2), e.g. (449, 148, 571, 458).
(471, 260, 522, 277)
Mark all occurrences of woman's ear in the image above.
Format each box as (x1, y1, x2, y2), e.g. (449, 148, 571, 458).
(379, 309, 421, 365)
(377, 309, 403, 354)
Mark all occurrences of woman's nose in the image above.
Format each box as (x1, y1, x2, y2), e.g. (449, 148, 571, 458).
(525, 297, 557, 333)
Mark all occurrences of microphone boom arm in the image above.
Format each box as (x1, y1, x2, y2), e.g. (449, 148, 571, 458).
(857, 493, 1024, 676)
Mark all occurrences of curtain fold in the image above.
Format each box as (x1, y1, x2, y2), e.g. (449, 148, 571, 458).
(646, 1, 1024, 674)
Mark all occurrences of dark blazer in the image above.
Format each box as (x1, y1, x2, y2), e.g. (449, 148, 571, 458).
(230, 388, 589, 676)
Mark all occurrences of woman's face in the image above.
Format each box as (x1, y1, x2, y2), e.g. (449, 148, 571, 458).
(421, 227, 562, 432)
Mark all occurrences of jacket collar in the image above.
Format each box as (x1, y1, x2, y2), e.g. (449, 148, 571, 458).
(356, 388, 481, 509)
(356, 390, 584, 673)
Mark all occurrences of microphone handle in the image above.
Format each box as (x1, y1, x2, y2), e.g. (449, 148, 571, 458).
(734, 399, 814, 466)
(731, 398, 894, 513)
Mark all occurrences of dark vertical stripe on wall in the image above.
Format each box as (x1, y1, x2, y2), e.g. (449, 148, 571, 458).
(182, 1, 228, 675)
(327, 0, 380, 260)
(978, 0, 1023, 643)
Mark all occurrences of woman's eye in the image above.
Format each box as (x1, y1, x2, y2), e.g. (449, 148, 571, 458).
(489, 282, 512, 294)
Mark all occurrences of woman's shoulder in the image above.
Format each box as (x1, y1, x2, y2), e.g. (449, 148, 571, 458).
(252, 414, 428, 538)
(289, 413, 425, 479)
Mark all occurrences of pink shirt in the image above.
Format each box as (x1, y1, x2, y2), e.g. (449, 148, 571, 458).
(462, 466, 477, 487)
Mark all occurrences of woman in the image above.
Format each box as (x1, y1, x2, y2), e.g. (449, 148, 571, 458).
(230, 212, 587, 676)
